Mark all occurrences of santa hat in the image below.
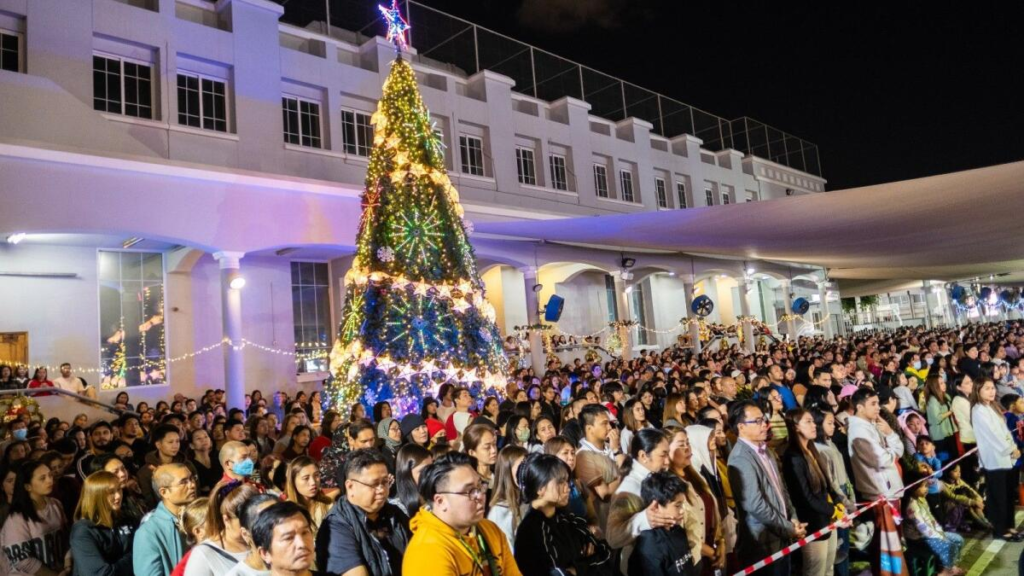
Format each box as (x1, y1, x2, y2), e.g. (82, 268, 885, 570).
(426, 418, 446, 439)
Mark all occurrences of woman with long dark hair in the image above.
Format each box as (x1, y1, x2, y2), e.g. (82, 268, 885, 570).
(390, 444, 432, 517)
(487, 445, 528, 550)
(971, 377, 1022, 541)
(924, 374, 958, 462)
(782, 409, 839, 576)
(0, 459, 69, 575)
(513, 453, 613, 575)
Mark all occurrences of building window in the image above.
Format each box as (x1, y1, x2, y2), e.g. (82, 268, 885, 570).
(291, 262, 331, 373)
(459, 135, 484, 176)
(655, 178, 668, 208)
(705, 188, 714, 206)
(93, 54, 153, 119)
(98, 251, 166, 387)
(341, 109, 372, 156)
(176, 73, 227, 132)
(515, 147, 537, 185)
(549, 154, 568, 191)
(722, 192, 730, 205)
(604, 274, 619, 322)
(282, 96, 322, 148)
(593, 164, 609, 198)
(676, 182, 687, 209)
(619, 170, 635, 203)
(0, 30, 20, 73)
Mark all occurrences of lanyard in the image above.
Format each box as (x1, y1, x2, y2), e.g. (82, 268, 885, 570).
(456, 528, 500, 576)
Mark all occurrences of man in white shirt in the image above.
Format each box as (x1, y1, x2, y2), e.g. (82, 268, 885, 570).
(54, 362, 94, 397)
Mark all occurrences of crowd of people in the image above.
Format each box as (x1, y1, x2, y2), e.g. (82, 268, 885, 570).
(4, 320, 1024, 575)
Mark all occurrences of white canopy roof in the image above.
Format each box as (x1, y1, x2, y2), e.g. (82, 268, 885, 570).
(477, 160, 1024, 290)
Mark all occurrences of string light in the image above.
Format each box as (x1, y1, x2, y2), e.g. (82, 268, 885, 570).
(326, 50, 509, 418)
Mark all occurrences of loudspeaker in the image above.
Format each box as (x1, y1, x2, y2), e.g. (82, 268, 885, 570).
(544, 295, 565, 322)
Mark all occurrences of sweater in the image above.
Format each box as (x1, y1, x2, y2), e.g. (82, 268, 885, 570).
(0, 498, 68, 575)
(69, 519, 135, 576)
(133, 502, 186, 576)
(403, 509, 521, 576)
(513, 508, 613, 576)
(183, 541, 248, 576)
(628, 525, 696, 576)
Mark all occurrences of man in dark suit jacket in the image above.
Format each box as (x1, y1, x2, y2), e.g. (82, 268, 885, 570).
(727, 400, 806, 576)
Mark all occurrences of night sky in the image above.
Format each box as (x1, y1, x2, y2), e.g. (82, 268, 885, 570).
(406, 1, 1023, 191)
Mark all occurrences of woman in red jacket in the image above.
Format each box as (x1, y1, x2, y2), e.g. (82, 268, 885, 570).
(27, 367, 56, 397)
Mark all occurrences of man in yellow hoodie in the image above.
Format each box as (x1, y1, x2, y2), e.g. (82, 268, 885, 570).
(403, 452, 521, 576)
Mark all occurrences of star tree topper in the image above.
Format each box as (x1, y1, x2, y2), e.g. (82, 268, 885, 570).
(379, 0, 410, 52)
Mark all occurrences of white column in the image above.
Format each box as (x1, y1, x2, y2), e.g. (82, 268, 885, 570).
(921, 280, 935, 329)
(214, 251, 246, 411)
(521, 269, 548, 375)
(613, 275, 634, 360)
(683, 281, 702, 354)
(817, 280, 834, 339)
(738, 279, 755, 352)
(781, 280, 797, 338)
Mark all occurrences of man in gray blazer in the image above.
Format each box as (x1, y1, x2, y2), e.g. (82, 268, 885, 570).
(727, 400, 807, 575)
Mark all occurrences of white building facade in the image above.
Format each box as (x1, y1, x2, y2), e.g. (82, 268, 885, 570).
(0, 0, 836, 406)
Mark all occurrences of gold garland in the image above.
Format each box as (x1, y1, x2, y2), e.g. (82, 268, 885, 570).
(0, 394, 44, 425)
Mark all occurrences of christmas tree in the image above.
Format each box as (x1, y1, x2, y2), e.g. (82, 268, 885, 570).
(327, 5, 508, 417)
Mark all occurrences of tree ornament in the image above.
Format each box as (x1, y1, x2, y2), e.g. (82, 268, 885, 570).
(376, 246, 395, 263)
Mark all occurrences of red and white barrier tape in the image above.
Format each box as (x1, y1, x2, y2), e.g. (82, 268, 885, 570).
(732, 447, 979, 576)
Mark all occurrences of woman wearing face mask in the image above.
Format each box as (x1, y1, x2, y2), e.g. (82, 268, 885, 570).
(503, 415, 532, 449)
(70, 471, 134, 576)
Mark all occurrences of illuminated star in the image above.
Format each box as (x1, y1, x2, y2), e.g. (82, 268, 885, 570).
(443, 365, 460, 380)
(376, 355, 396, 372)
(378, 0, 410, 52)
(452, 298, 470, 314)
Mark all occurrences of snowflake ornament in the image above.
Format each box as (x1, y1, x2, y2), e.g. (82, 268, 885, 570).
(462, 218, 475, 236)
(377, 246, 395, 263)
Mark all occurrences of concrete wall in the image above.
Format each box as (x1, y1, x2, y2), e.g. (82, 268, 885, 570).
(0, 243, 315, 400)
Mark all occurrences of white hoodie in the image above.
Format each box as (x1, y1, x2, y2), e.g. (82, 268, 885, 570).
(846, 415, 904, 500)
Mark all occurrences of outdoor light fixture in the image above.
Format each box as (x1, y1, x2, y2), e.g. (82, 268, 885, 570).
(624, 285, 633, 295)
(229, 275, 247, 290)
(122, 237, 144, 249)
(531, 283, 543, 293)
(6, 233, 26, 244)
(746, 267, 756, 276)
(620, 256, 636, 269)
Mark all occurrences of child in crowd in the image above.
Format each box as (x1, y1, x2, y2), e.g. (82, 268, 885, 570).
(627, 472, 696, 576)
(903, 471, 966, 576)
(941, 463, 991, 533)
(1002, 394, 1024, 468)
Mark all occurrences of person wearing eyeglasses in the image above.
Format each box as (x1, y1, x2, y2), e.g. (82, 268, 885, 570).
(317, 449, 411, 576)
(726, 400, 804, 576)
(133, 463, 197, 576)
(403, 452, 521, 576)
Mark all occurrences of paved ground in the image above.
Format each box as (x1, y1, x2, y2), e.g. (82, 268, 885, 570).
(959, 510, 1023, 576)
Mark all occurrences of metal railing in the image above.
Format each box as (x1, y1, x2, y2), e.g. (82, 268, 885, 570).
(271, 0, 824, 178)
(0, 387, 134, 416)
